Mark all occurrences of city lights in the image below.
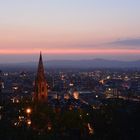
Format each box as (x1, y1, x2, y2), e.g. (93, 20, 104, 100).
(26, 108, 32, 114)
(88, 123, 94, 135)
(27, 119, 32, 126)
(0, 0, 140, 139)
(0, 53, 140, 140)
(73, 91, 79, 100)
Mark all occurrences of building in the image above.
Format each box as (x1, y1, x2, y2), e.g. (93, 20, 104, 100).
(34, 52, 48, 102)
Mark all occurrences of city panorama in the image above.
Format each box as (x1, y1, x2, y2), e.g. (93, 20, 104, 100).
(0, 0, 140, 140)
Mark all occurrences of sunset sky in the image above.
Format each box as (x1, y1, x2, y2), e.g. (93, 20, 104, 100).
(0, 0, 140, 63)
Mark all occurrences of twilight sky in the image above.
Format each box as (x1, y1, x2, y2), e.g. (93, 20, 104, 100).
(0, 0, 140, 63)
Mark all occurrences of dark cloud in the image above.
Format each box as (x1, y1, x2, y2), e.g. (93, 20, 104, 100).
(109, 38, 140, 46)
(71, 38, 140, 49)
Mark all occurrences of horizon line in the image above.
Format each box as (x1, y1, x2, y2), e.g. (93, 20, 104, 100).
(0, 48, 140, 55)
(0, 58, 140, 65)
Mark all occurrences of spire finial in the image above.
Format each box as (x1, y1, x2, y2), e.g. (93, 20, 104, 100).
(39, 51, 43, 62)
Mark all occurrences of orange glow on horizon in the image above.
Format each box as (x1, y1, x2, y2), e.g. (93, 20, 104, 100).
(0, 49, 140, 55)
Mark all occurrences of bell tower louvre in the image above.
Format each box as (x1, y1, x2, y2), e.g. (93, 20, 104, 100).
(34, 52, 48, 102)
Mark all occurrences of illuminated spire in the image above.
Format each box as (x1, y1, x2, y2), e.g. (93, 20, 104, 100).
(34, 52, 48, 102)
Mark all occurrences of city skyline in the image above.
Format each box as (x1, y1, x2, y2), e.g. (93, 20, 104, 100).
(0, 1, 140, 139)
(0, 0, 140, 62)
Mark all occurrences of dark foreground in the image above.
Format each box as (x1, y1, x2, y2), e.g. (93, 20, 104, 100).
(0, 99, 140, 140)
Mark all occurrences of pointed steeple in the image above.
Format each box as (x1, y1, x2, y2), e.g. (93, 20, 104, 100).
(36, 52, 45, 81)
(34, 52, 48, 102)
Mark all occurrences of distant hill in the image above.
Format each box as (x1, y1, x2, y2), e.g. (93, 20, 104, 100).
(0, 59, 140, 71)
(45, 59, 140, 68)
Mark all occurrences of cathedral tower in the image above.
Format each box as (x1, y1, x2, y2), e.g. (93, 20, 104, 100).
(34, 52, 48, 102)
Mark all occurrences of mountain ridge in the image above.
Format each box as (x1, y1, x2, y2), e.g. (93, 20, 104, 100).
(0, 59, 140, 70)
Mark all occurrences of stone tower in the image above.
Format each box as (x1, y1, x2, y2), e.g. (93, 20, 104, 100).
(34, 52, 48, 102)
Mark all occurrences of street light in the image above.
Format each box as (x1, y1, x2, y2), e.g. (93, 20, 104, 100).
(26, 108, 32, 128)
(27, 119, 31, 125)
(26, 108, 32, 114)
(26, 108, 32, 118)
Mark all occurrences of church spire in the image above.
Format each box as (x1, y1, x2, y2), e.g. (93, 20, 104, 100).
(37, 52, 45, 80)
(34, 52, 48, 102)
